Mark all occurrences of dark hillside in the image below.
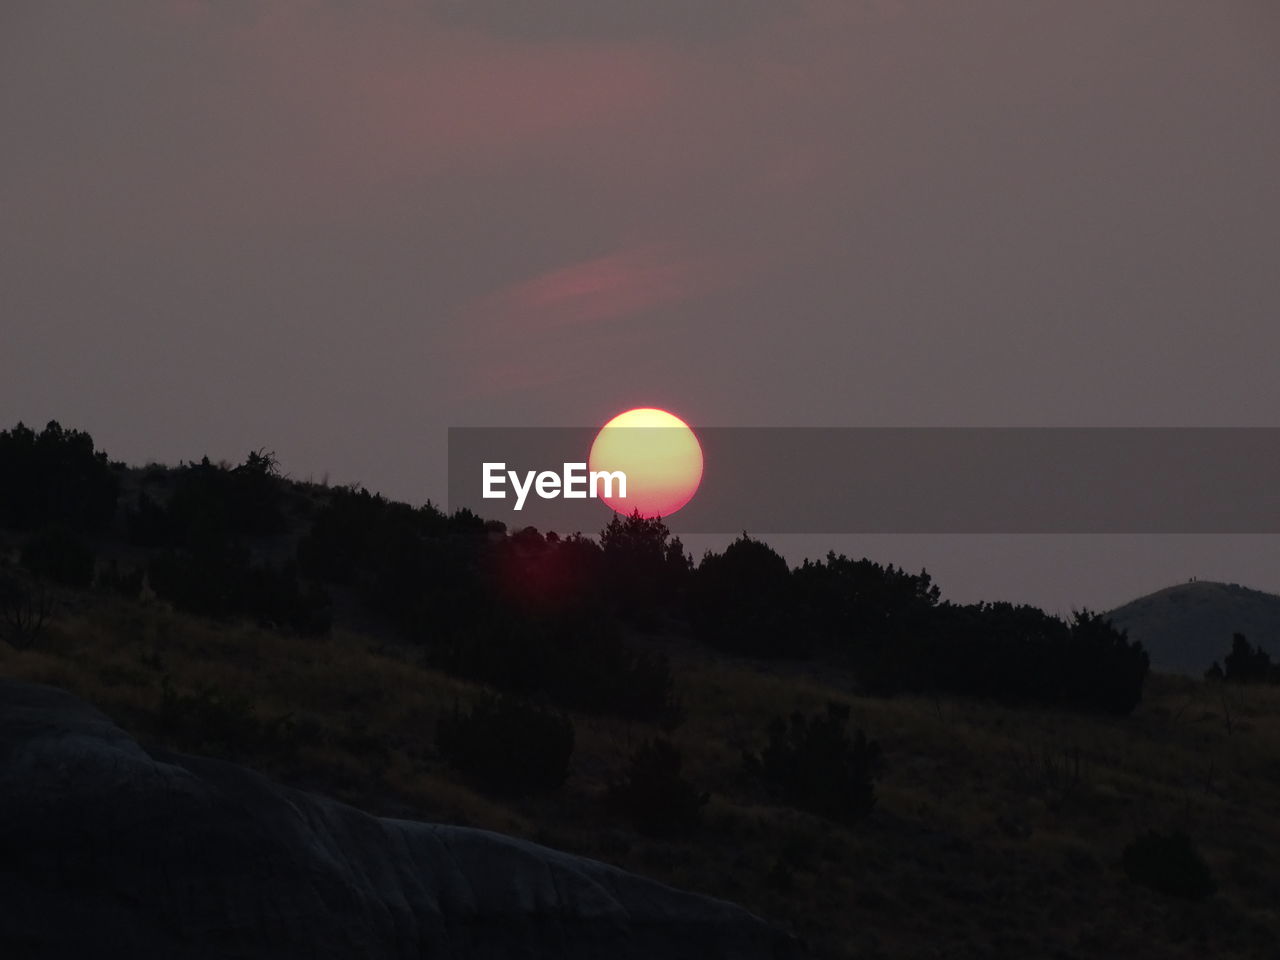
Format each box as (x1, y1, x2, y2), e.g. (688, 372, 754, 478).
(1107, 581, 1280, 675)
(3, 422, 1278, 958)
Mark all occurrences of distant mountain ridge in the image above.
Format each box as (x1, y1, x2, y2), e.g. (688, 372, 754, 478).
(1106, 580, 1280, 675)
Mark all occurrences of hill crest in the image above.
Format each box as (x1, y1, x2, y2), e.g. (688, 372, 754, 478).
(1107, 580, 1280, 674)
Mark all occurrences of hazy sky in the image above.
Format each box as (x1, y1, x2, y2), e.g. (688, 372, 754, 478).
(3, 1, 1279, 612)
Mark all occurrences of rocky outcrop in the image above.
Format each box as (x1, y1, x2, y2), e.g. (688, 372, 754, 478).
(0, 679, 802, 959)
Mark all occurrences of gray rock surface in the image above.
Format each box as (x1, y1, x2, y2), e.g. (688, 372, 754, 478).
(0, 679, 803, 959)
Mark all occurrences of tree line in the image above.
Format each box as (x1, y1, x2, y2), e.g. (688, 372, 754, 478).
(1, 420, 1150, 718)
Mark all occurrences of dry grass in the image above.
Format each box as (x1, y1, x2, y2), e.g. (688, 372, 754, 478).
(2, 594, 1279, 958)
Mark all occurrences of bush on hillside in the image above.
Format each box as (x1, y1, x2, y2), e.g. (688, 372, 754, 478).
(1206, 633, 1277, 683)
(795, 553, 941, 681)
(149, 545, 330, 635)
(433, 603, 680, 725)
(126, 491, 171, 547)
(96, 560, 145, 599)
(297, 486, 488, 636)
(436, 693, 574, 796)
(606, 737, 708, 837)
(1123, 830, 1215, 900)
(0, 421, 118, 532)
(20, 526, 96, 588)
(744, 701, 884, 825)
(0, 571, 57, 650)
(1058, 610, 1150, 714)
(168, 452, 288, 543)
(156, 676, 292, 759)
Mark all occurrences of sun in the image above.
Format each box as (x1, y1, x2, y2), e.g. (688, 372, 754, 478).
(588, 408, 703, 518)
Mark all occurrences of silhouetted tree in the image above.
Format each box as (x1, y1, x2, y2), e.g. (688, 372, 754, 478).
(690, 534, 800, 657)
(1207, 632, 1276, 683)
(858, 599, 1148, 714)
(606, 737, 708, 837)
(297, 486, 485, 637)
(794, 553, 940, 685)
(0, 421, 118, 532)
(490, 527, 606, 616)
(599, 511, 691, 628)
(163, 452, 288, 544)
(1060, 610, 1150, 714)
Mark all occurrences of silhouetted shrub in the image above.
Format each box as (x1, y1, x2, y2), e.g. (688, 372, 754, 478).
(298, 486, 486, 637)
(96, 560, 145, 599)
(794, 553, 941, 685)
(436, 607, 680, 724)
(606, 738, 708, 837)
(744, 701, 884, 824)
(623, 650, 684, 729)
(491, 527, 606, 616)
(1058, 610, 1150, 714)
(296, 485, 392, 584)
(149, 540, 250, 621)
(790, 552, 1149, 713)
(126, 491, 172, 547)
(884, 601, 1148, 714)
(690, 534, 802, 657)
(150, 544, 330, 635)
(1206, 633, 1277, 683)
(242, 562, 332, 636)
(436, 694, 574, 796)
(1123, 830, 1215, 900)
(0, 572, 57, 650)
(20, 526, 96, 587)
(163, 452, 288, 544)
(0, 421, 118, 532)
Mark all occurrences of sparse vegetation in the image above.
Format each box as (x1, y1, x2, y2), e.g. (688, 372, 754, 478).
(0, 421, 118, 532)
(436, 693, 574, 796)
(0, 573, 57, 650)
(744, 701, 884, 825)
(2, 421, 1278, 959)
(156, 675, 292, 759)
(1206, 632, 1278, 683)
(20, 525, 96, 588)
(606, 737, 709, 837)
(1123, 830, 1216, 900)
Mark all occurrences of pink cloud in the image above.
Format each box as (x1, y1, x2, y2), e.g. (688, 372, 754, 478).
(455, 242, 742, 396)
(471, 246, 705, 331)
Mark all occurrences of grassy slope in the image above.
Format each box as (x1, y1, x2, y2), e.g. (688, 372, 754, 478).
(3, 590, 1279, 959)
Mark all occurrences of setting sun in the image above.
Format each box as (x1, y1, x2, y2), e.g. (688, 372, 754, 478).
(588, 407, 703, 518)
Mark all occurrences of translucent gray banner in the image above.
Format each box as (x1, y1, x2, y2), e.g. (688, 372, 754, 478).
(447, 427, 1280, 534)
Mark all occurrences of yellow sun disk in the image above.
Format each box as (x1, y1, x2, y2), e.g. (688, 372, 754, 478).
(588, 408, 703, 518)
